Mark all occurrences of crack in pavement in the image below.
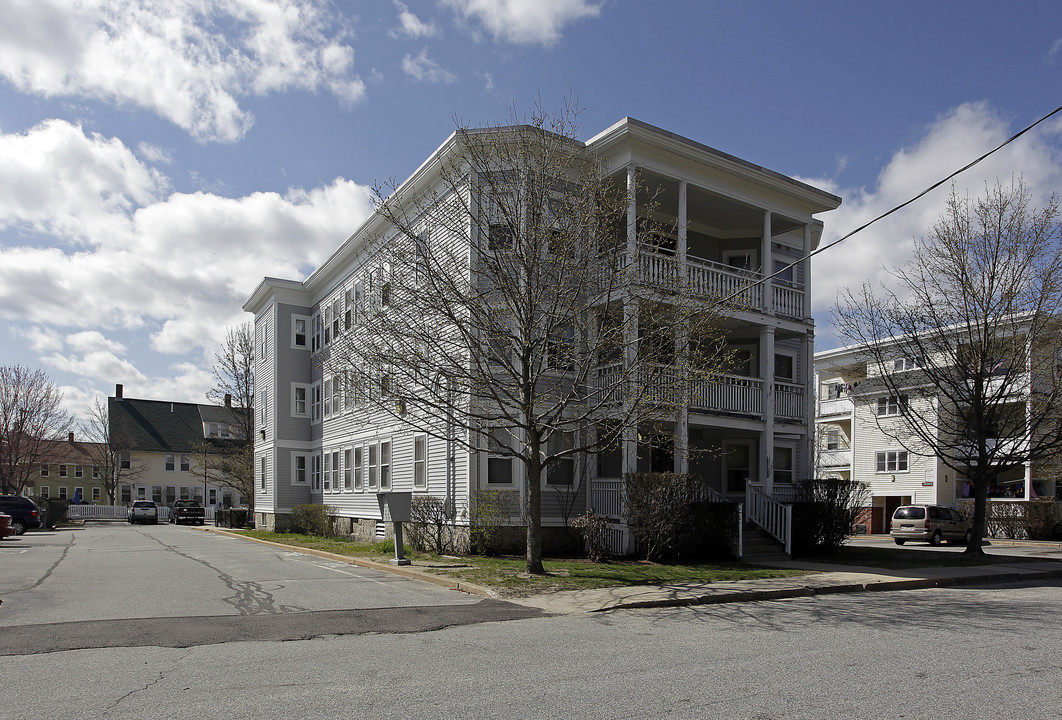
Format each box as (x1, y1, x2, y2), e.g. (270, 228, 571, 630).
(3, 532, 75, 594)
(139, 527, 308, 615)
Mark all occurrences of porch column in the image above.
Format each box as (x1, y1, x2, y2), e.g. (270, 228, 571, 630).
(626, 165, 638, 264)
(801, 331, 814, 482)
(622, 297, 639, 477)
(675, 180, 689, 474)
(762, 211, 773, 314)
(760, 325, 776, 494)
(802, 223, 812, 320)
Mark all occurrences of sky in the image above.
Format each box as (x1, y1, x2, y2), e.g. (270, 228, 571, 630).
(1, 0, 1062, 420)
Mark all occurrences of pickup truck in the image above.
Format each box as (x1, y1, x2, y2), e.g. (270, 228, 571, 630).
(169, 500, 205, 526)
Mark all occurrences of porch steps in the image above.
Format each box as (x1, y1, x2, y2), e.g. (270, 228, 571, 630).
(742, 526, 789, 564)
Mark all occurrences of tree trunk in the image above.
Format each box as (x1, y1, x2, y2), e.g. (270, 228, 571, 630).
(525, 452, 545, 575)
(964, 471, 991, 555)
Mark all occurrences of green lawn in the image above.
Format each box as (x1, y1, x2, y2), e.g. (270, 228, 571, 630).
(235, 529, 807, 597)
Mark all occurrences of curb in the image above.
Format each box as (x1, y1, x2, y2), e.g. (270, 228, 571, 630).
(200, 526, 497, 599)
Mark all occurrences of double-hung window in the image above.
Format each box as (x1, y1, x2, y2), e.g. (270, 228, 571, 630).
(323, 378, 333, 418)
(292, 315, 308, 348)
(293, 454, 307, 484)
(311, 454, 321, 490)
(343, 449, 352, 491)
(165, 455, 175, 472)
(292, 384, 308, 417)
(875, 450, 909, 473)
(413, 435, 427, 490)
(876, 395, 907, 417)
(311, 383, 322, 422)
(380, 441, 391, 490)
(354, 446, 363, 490)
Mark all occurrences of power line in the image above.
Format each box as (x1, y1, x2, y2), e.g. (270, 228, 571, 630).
(731, 102, 1062, 301)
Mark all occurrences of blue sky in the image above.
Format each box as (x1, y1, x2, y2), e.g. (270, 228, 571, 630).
(1, 0, 1061, 418)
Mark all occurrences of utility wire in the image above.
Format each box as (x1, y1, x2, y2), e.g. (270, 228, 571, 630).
(729, 102, 1062, 301)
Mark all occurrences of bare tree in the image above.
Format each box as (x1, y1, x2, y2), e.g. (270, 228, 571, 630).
(208, 323, 255, 442)
(0, 365, 73, 496)
(205, 323, 255, 507)
(79, 398, 145, 505)
(834, 180, 1062, 554)
(324, 104, 730, 574)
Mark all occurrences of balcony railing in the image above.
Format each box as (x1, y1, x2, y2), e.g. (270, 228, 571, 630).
(593, 363, 765, 418)
(616, 246, 805, 318)
(817, 397, 854, 417)
(818, 449, 852, 468)
(775, 381, 806, 421)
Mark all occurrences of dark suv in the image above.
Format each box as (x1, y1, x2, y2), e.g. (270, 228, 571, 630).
(0, 496, 46, 535)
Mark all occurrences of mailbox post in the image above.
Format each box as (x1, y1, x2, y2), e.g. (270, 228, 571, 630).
(377, 492, 413, 565)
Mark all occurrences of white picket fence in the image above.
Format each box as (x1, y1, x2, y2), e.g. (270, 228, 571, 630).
(65, 505, 218, 522)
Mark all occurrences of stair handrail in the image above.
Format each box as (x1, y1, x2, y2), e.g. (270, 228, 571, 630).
(744, 484, 793, 556)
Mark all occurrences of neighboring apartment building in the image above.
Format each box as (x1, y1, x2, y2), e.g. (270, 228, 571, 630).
(245, 118, 841, 547)
(814, 340, 1059, 534)
(108, 385, 248, 508)
(27, 432, 108, 503)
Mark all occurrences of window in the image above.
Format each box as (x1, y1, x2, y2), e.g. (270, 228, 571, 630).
(331, 450, 340, 492)
(354, 282, 364, 325)
(546, 432, 575, 485)
(876, 395, 907, 417)
(180, 455, 190, 472)
(413, 435, 427, 489)
(380, 441, 391, 490)
(323, 452, 331, 491)
(152, 486, 163, 503)
(893, 356, 923, 372)
(39, 485, 49, 499)
(121, 485, 132, 503)
(74, 465, 84, 478)
(331, 298, 341, 339)
(323, 304, 332, 345)
(293, 454, 307, 484)
(311, 382, 322, 421)
(92, 466, 100, 479)
(292, 384, 308, 417)
(487, 428, 514, 485)
(331, 378, 341, 416)
(344, 449, 352, 491)
(774, 353, 795, 381)
(179, 487, 190, 501)
(208, 488, 217, 505)
(352, 446, 363, 491)
(343, 372, 354, 412)
(58, 486, 68, 500)
(292, 315, 308, 348)
(260, 457, 267, 490)
(724, 442, 751, 494)
(488, 223, 513, 250)
(165, 454, 175, 472)
(323, 378, 332, 418)
(774, 446, 794, 484)
(311, 313, 322, 352)
(825, 428, 841, 451)
(91, 487, 101, 502)
(380, 282, 391, 307)
(344, 289, 353, 330)
(40, 464, 49, 477)
(368, 444, 378, 489)
(59, 464, 68, 478)
(261, 389, 269, 426)
(120, 452, 131, 469)
(311, 454, 321, 491)
(773, 258, 796, 287)
(875, 450, 909, 473)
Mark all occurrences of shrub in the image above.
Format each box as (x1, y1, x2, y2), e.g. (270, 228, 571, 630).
(570, 511, 609, 563)
(624, 473, 738, 561)
(291, 504, 334, 536)
(408, 495, 457, 554)
(469, 489, 517, 555)
(791, 478, 870, 555)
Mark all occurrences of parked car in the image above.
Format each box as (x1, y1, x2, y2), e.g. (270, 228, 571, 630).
(0, 512, 16, 538)
(127, 500, 159, 525)
(0, 495, 46, 535)
(891, 504, 972, 546)
(169, 500, 205, 526)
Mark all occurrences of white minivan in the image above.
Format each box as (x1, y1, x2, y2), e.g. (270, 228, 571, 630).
(890, 504, 972, 546)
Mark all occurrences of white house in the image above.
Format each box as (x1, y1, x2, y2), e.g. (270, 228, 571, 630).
(245, 118, 841, 552)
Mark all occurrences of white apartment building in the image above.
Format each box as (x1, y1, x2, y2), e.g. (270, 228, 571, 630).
(815, 340, 1058, 534)
(245, 118, 840, 550)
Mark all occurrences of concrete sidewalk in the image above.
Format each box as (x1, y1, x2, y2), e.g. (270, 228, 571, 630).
(511, 558, 1062, 614)
(204, 528, 1062, 615)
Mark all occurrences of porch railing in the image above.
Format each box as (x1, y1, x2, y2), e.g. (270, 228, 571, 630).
(589, 479, 624, 520)
(593, 363, 765, 418)
(746, 482, 792, 555)
(774, 381, 805, 421)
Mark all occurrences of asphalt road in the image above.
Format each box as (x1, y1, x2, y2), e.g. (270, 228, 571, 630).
(3, 525, 1061, 719)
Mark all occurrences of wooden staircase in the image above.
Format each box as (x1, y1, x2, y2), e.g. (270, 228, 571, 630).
(741, 526, 790, 564)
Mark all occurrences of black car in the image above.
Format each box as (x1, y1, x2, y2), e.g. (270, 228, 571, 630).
(0, 495, 46, 535)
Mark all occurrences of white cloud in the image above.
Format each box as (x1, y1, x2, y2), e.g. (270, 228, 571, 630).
(441, 0, 601, 45)
(401, 48, 456, 83)
(0, 0, 365, 142)
(807, 102, 1062, 349)
(137, 142, 173, 165)
(392, 1, 439, 39)
(0, 122, 375, 390)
